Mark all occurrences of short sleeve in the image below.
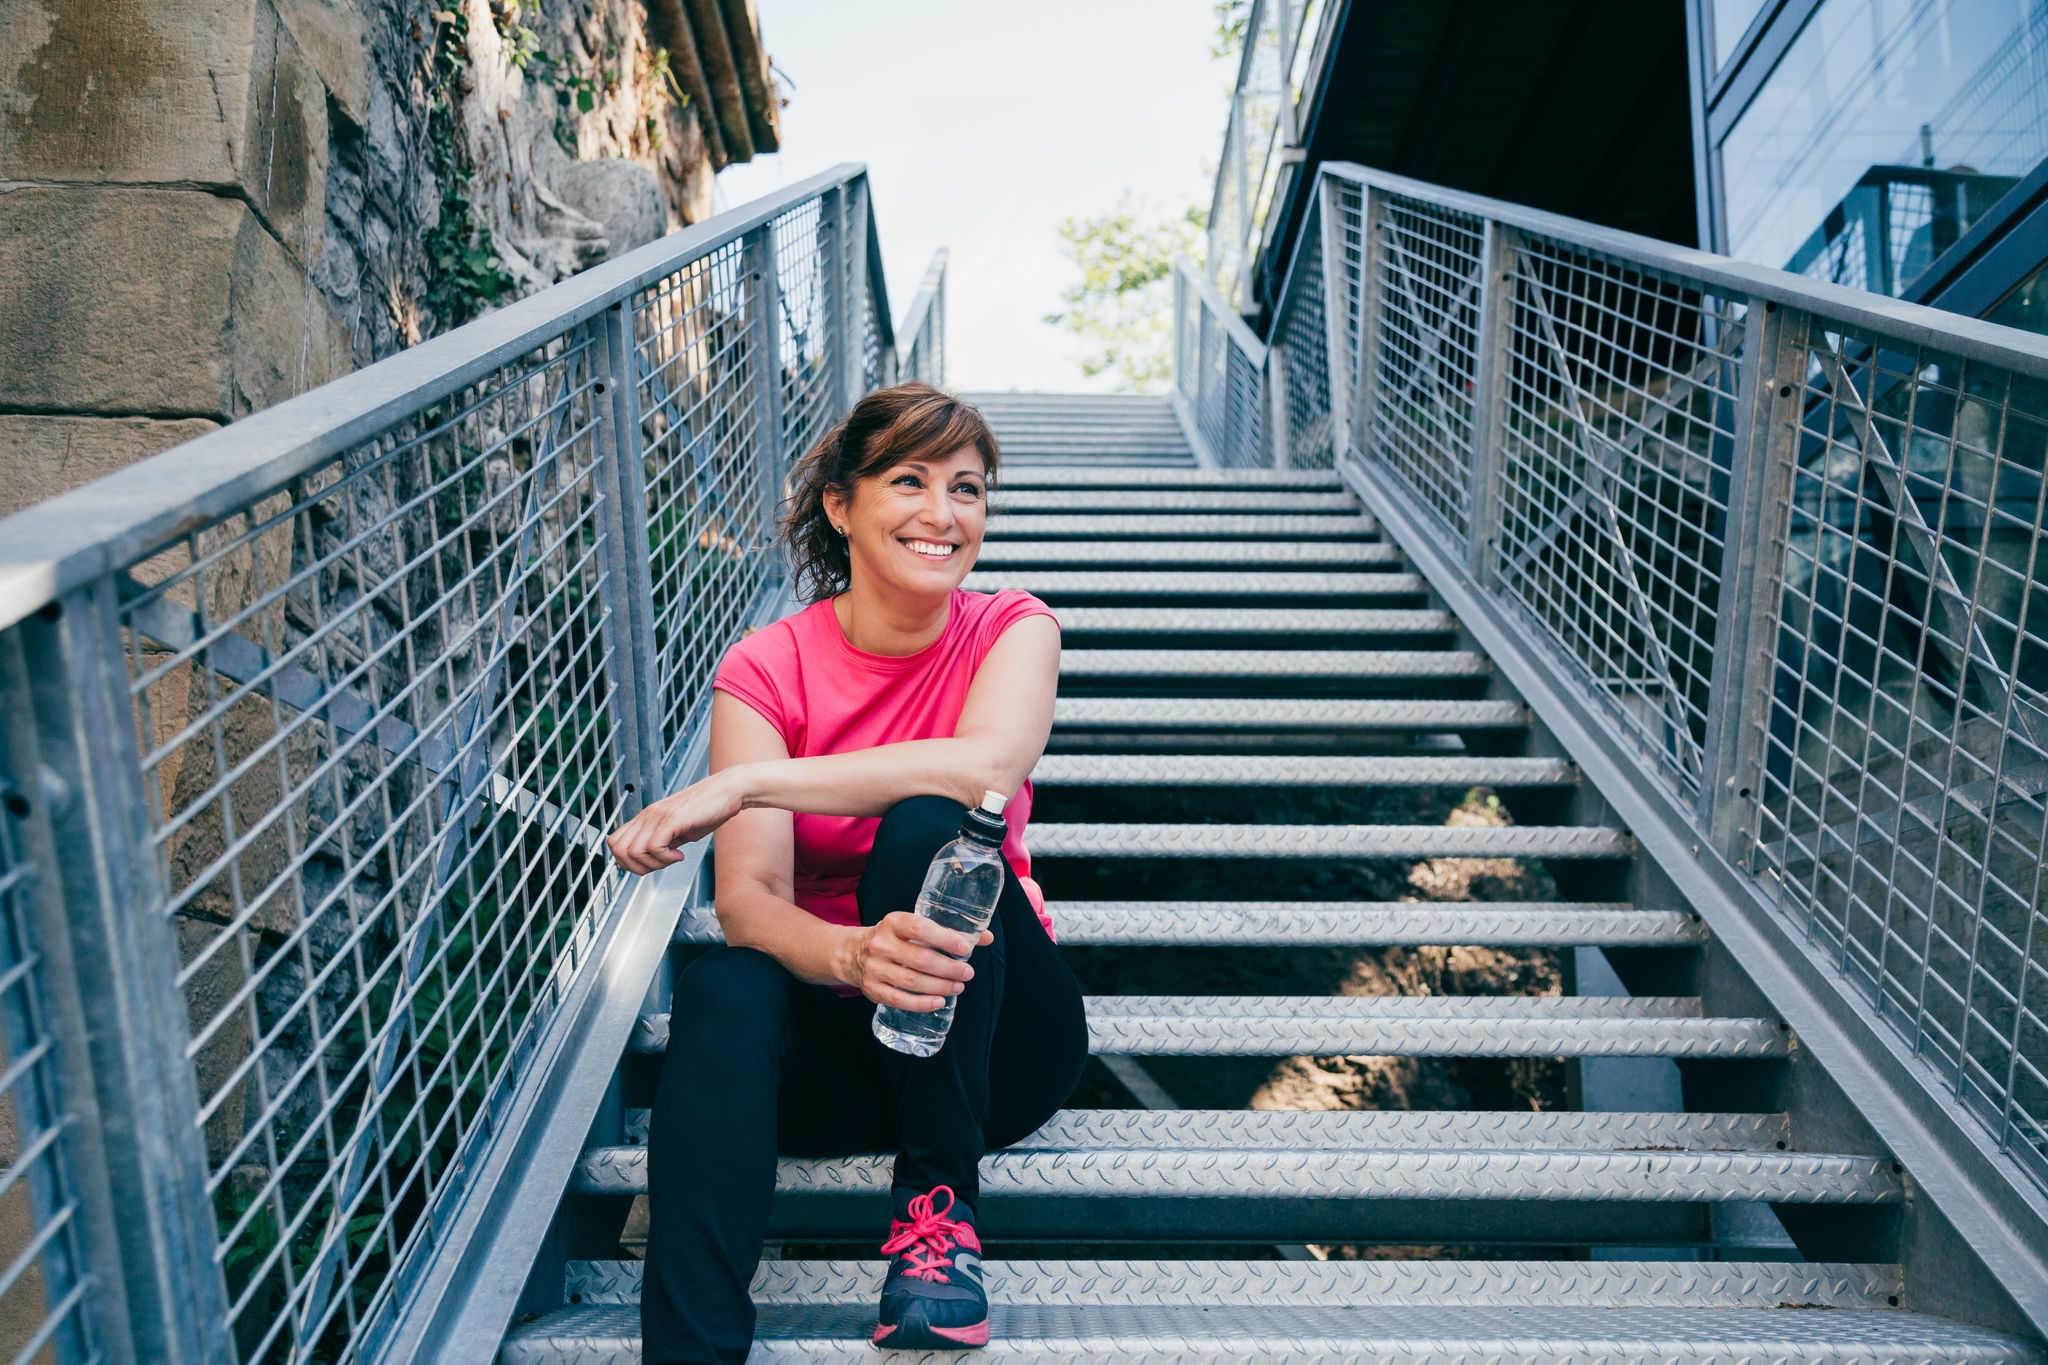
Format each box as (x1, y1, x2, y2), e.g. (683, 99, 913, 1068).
(968, 590, 1058, 667)
(712, 620, 798, 748)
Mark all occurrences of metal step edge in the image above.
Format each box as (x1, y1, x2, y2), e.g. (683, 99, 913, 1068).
(992, 469, 1345, 489)
(1051, 608, 1457, 634)
(1058, 650, 1489, 678)
(1050, 698, 1527, 728)
(1025, 823, 1630, 858)
(988, 514, 1378, 539)
(1030, 755, 1573, 786)
(992, 493, 1358, 512)
(615, 1108, 1785, 1153)
(567, 1145, 1895, 1201)
(972, 571, 1428, 597)
(975, 542, 1401, 566)
(555, 1257, 1900, 1309)
(631, 997, 1786, 1058)
(674, 900, 1702, 948)
(501, 1304, 2037, 1363)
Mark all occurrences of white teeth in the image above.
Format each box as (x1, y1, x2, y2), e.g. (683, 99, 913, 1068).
(904, 539, 955, 559)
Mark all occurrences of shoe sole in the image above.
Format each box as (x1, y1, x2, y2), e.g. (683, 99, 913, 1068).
(872, 1318, 990, 1349)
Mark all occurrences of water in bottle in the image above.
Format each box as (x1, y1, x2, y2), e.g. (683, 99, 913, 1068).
(871, 791, 1012, 1057)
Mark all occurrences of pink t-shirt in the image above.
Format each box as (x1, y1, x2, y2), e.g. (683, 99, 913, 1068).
(711, 589, 1059, 936)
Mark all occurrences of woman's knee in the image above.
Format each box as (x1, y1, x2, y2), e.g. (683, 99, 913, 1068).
(871, 795, 969, 866)
(670, 946, 792, 1047)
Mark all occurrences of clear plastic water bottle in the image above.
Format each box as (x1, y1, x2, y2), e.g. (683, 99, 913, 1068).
(871, 791, 1012, 1057)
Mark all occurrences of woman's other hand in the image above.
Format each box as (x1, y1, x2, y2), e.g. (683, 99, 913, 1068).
(841, 912, 995, 1012)
(607, 771, 744, 874)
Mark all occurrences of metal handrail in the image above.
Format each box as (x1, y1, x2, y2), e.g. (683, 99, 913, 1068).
(0, 160, 940, 1365)
(897, 248, 949, 386)
(1187, 157, 2048, 1332)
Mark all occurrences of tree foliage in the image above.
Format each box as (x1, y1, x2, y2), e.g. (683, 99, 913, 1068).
(1044, 200, 1206, 393)
(1212, 0, 1251, 60)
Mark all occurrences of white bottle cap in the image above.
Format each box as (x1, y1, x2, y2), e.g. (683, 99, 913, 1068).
(979, 790, 1009, 815)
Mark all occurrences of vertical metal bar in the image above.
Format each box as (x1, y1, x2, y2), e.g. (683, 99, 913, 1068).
(819, 185, 849, 415)
(745, 223, 787, 589)
(17, 585, 232, 1365)
(0, 626, 137, 1365)
(1702, 300, 1807, 858)
(1343, 178, 1387, 469)
(1268, 342, 1293, 470)
(593, 307, 666, 812)
(1466, 220, 1519, 583)
(1319, 174, 1354, 462)
(844, 178, 872, 406)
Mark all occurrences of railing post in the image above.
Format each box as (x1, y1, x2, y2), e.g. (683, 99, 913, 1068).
(1700, 299, 1806, 859)
(0, 625, 139, 1365)
(744, 223, 787, 588)
(1465, 220, 1519, 583)
(846, 178, 872, 405)
(1267, 342, 1293, 469)
(14, 585, 231, 1365)
(1317, 173, 1354, 461)
(1345, 180, 1387, 468)
(591, 304, 667, 808)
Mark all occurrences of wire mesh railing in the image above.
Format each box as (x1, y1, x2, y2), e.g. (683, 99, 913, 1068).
(897, 249, 949, 388)
(1170, 259, 1268, 469)
(1180, 158, 2048, 1296)
(0, 162, 927, 1365)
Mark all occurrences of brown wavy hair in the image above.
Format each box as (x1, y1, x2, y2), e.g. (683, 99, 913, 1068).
(781, 382, 1000, 602)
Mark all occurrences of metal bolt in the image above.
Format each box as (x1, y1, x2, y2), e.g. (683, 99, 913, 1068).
(1779, 384, 1793, 398)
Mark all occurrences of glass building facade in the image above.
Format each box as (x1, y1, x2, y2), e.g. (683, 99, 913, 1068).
(1695, 0, 2048, 330)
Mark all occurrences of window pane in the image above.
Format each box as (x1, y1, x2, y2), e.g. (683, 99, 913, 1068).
(1714, 0, 1771, 69)
(1722, 0, 2048, 297)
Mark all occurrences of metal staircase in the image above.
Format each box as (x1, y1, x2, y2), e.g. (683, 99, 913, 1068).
(498, 393, 2039, 1362)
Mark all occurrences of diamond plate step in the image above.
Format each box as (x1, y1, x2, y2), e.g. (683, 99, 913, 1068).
(992, 490, 1360, 513)
(1025, 822, 1630, 858)
(504, 1300, 2038, 1365)
(554, 1256, 1903, 1308)
(971, 570, 1427, 598)
(1029, 755, 1574, 787)
(1052, 698, 1528, 729)
(631, 993, 1775, 1058)
(674, 900, 1700, 947)
(992, 467, 1345, 489)
(974, 540, 1400, 566)
(987, 513, 1378, 540)
(1059, 649, 1489, 679)
(571, 1110, 1885, 1198)
(1052, 607, 1456, 635)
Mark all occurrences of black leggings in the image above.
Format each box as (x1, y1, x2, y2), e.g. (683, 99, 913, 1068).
(641, 796, 1090, 1365)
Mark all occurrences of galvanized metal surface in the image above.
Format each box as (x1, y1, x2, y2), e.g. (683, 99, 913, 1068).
(572, 1141, 1888, 1201)
(1026, 822, 1627, 858)
(973, 540, 1401, 567)
(560, 1256, 1904, 1307)
(986, 467, 1344, 489)
(1057, 650, 1489, 679)
(1050, 697, 1528, 729)
(986, 514, 1377, 540)
(970, 570, 1428, 597)
(503, 1302, 2042, 1365)
(1050, 607, 1456, 635)
(675, 899, 1697, 948)
(1029, 755, 1573, 787)
(991, 490, 1360, 513)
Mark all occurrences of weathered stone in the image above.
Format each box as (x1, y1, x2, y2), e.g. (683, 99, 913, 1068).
(0, 186, 349, 418)
(0, 0, 330, 266)
(0, 414, 219, 518)
(271, 0, 372, 126)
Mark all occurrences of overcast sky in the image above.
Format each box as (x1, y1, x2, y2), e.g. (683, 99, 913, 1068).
(713, 2, 1232, 393)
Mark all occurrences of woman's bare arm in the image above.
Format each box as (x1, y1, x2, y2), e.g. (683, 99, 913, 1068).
(698, 694, 990, 1011)
(607, 613, 1059, 866)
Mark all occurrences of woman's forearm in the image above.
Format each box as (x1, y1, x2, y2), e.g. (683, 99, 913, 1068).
(725, 736, 1029, 819)
(718, 883, 861, 986)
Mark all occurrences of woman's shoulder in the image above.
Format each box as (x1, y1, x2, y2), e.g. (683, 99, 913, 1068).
(717, 600, 827, 679)
(952, 588, 1057, 656)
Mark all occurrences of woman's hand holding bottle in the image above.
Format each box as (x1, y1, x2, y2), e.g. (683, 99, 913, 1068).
(839, 913, 992, 1013)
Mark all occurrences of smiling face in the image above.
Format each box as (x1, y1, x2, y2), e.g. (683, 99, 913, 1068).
(823, 445, 990, 607)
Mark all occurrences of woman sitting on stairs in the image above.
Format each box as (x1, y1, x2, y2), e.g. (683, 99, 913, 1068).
(606, 382, 1089, 1363)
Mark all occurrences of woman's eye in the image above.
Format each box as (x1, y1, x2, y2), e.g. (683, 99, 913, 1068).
(954, 483, 984, 498)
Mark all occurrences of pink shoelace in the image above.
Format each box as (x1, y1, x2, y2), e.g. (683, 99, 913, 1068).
(878, 1185, 970, 1283)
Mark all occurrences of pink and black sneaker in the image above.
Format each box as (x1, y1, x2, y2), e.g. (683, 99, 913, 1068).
(871, 1185, 988, 1349)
